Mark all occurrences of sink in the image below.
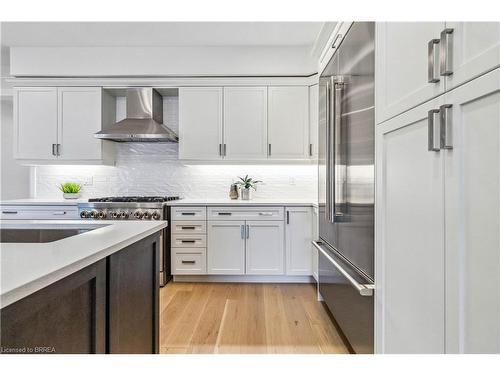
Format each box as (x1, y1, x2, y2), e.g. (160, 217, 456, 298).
(0, 225, 106, 243)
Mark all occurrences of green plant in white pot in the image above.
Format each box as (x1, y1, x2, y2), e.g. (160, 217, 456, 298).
(59, 182, 82, 199)
(236, 175, 262, 200)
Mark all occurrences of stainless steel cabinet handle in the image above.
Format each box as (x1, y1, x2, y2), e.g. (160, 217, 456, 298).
(52, 143, 57, 156)
(440, 28, 454, 76)
(2, 211, 18, 214)
(181, 239, 196, 243)
(439, 104, 453, 149)
(268, 143, 272, 156)
(181, 226, 196, 230)
(181, 260, 196, 264)
(219, 143, 222, 156)
(246, 224, 249, 239)
(181, 212, 195, 216)
(286, 211, 290, 224)
(312, 241, 374, 296)
(56, 144, 61, 156)
(428, 39, 440, 83)
(52, 211, 67, 215)
(331, 34, 342, 49)
(258, 212, 273, 216)
(218, 212, 232, 216)
(428, 109, 441, 152)
(241, 225, 245, 239)
(223, 144, 227, 156)
(309, 143, 313, 157)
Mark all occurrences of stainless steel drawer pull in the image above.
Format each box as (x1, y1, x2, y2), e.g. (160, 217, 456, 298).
(2, 211, 18, 214)
(181, 260, 196, 264)
(440, 28, 454, 76)
(181, 226, 196, 230)
(241, 225, 245, 239)
(52, 211, 67, 215)
(218, 212, 232, 216)
(181, 239, 196, 243)
(286, 211, 290, 224)
(428, 39, 440, 83)
(428, 109, 441, 152)
(312, 241, 374, 296)
(258, 212, 273, 216)
(440, 104, 453, 149)
(181, 212, 195, 216)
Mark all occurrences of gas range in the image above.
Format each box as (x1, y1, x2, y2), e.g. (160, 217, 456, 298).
(78, 196, 180, 220)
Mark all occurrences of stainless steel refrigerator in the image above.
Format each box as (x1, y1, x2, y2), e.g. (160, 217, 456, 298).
(313, 22, 375, 354)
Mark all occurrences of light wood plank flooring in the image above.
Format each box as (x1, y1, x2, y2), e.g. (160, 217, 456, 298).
(159, 282, 349, 354)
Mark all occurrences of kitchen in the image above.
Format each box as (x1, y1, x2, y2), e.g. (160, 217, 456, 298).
(0, 3, 499, 371)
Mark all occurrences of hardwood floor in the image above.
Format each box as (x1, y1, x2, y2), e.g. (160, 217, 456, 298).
(159, 282, 349, 354)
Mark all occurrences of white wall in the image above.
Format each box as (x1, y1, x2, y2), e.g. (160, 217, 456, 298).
(10, 46, 316, 77)
(0, 97, 30, 200)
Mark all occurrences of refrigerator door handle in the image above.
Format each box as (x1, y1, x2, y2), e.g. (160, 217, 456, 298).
(313, 241, 374, 296)
(333, 77, 346, 220)
(325, 80, 332, 223)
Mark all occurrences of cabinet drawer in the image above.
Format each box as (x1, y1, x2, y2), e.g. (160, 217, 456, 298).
(171, 220, 206, 234)
(0, 206, 79, 220)
(172, 249, 207, 275)
(171, 206, 207, 221)
(171, 234, 206, 248)
(208, 206, 284, 221)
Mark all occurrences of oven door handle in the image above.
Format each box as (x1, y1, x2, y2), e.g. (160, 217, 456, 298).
(312, 241, 374, 296)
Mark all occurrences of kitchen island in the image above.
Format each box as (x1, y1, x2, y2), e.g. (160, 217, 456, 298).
(0, 220, 167, 354)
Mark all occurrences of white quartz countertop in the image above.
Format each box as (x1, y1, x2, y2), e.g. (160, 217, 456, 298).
(0, 198, 84, 206)
(0, 219, 167, 308)
(166, 198, 318, 207)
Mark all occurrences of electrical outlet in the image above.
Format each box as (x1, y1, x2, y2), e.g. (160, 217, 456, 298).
(289, 177, 296, 186)
(83, 176, 94, 186)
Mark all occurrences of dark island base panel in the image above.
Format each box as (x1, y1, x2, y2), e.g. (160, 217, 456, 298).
(0, 233, 160, 354)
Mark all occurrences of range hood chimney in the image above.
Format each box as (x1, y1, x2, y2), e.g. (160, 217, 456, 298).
(94, 88, 179, 142)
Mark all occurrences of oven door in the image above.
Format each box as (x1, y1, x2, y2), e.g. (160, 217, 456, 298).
(313, 241, 374, 354)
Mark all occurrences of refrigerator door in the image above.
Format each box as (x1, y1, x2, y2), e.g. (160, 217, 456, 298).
(319, 22, 375, 281)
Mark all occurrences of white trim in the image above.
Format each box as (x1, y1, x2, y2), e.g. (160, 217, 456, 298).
(172, 274, 314, 283)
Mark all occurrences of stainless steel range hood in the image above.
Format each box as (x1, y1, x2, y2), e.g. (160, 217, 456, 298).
(95, 88, 178, 142)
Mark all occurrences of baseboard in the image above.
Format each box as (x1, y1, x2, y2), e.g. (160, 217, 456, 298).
(172, 275, 315, 283)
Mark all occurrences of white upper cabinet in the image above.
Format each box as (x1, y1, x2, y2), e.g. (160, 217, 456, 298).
(268, 86, 309, 159)
(179, 87, 223, 160)
(444, 68, 500, 353)
(444, 22, 500, 90)
(375, 95, 446, 353)
(14, 87, 58, 160)
(14, 87, 112, 164)
(223, 87, 268, 160)
(245, 221, 284, 275)
(308, 85, 319, 158)
(285, 207, 312, 276)
(376, 22, 446, 124)
(57, 87, 102, 160)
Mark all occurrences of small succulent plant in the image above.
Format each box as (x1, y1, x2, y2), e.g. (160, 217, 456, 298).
(236, 175, 262, 190)
(59, 182, 82, 194)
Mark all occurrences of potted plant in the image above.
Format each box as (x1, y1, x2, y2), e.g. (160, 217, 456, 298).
(236, 175, 262, 200)
(59, 182, 82, 199)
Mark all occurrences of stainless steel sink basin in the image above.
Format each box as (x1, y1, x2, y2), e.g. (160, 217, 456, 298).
(0, 224, 106, 243)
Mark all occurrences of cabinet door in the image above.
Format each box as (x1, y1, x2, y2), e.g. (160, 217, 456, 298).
(445, 22, 500, 90)
(14, 87, 58, 159)
(311, 206, 319, 281)
(309, 84, 319, 158)
(285, 207, 312, 275)
(375, 96, 445, 353)
(207, 220, 245, 275)
(58, 87, 102, 160)
(223, 87, 267, 160)
(246, 221, 284, 275)
(376, 22, 446, 124)
(268, 86, 309, 159)
(444, 68, 500, 353)
(179, 87, 223, 160)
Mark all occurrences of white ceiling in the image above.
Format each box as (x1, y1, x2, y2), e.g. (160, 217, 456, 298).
(1, 22, 327, 47)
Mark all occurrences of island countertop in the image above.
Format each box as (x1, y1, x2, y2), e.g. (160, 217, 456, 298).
(0, 219, 167, 308)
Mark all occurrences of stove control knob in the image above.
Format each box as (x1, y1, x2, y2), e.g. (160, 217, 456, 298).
(97, 211, 107, 219)
(152, 211, 161, 220)
(80, 210, 90, 218)
(90, 210, 98, 219)
(133, 210, 143, 219)
(120, 211, 129, 219)
(111, 212, 119, 219)
(142, 211, 151, 220)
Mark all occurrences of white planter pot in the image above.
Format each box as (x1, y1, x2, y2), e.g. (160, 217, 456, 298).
(241, 188, 252, 200)
(63, 193, 81, 199)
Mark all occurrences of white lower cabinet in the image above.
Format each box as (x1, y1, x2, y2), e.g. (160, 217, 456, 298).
(376, 67, 500, 353)
(311, 206, 319, 281)
(246, 221, 284, 275)
(285, 207, 312, 275)
(207, 220, 246, 275)
(172, 249, 207, 275)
